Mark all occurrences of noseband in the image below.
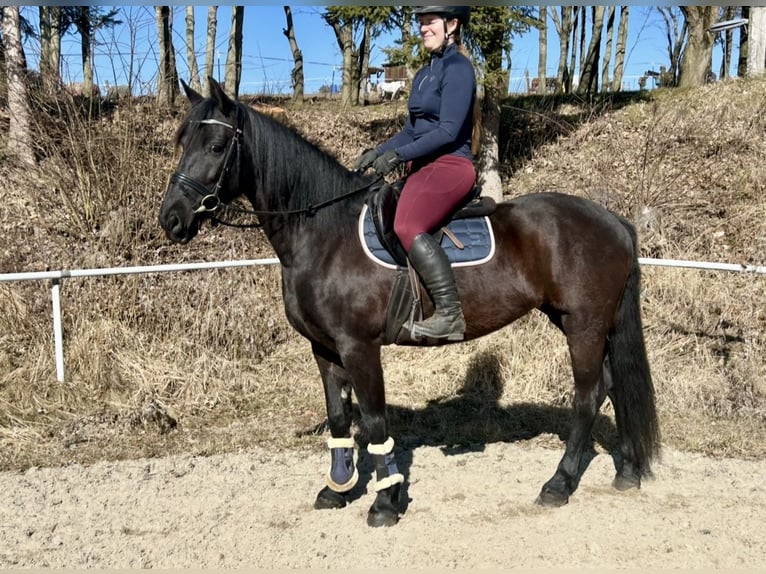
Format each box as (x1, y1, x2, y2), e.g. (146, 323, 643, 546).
(170, 114, 243, 214)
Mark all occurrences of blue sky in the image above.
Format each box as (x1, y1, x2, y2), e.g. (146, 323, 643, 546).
(21, 6, 739, 95)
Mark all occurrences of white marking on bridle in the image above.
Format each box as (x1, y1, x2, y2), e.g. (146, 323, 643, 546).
(198, 118, 234, 130)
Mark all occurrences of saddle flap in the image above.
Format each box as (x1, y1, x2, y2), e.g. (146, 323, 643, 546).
(367, 184, 408, 267)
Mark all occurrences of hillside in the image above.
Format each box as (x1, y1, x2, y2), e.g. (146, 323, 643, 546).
(0, 77, 765, 470)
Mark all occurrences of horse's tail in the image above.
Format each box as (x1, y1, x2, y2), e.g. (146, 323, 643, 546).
(607, 217, 661, 475)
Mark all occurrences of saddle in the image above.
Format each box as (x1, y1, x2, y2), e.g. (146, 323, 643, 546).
(361, 181, 497, 344)
(364, 182, 497, 268)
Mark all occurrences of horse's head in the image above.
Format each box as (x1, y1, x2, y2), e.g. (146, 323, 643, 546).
(159, 77, 244, 244)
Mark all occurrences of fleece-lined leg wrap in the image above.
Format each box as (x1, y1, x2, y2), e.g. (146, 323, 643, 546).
(325, 437, 359, 493)
(368, 437, 404, 492)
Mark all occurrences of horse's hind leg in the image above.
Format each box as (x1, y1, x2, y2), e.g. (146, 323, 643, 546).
(311, 343, 358, 511)
(537, 327, 608, 507)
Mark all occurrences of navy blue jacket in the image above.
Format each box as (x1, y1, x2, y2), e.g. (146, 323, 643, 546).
(376, 43, 476, 162)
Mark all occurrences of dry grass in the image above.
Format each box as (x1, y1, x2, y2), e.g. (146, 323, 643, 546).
(1, 78, 765, 471)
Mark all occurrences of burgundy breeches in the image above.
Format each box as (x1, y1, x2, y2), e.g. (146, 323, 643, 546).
(393, 154, 476, 252)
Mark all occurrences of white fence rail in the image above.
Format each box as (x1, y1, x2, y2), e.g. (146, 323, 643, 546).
(1, 256, 764, 382)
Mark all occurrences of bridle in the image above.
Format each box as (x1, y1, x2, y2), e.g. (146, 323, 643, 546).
(169, 113, 243, 215)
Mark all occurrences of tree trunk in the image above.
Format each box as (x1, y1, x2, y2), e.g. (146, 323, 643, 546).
(224, 6, 244, 98)
(356, 20, 371, 105)
(328, 18, 354, 108)
(551, 7, 573, 93)
(568, 7, 581, 92)
(747, 6, 766, 77)
(537, 6, 547, 95)
(577, 7, 587, 87)
(77, 7, 94, 96)
(577, 6, 604, 94)
(156, 6, 178, 105)
(204, 6, 217, 92)
(677, 7, 718, 88)
(601, 6, 615, 91)
(718, 6, 736, 80)
(478, 88, 503, 202)
(738, 7, 749, 77)
(2, 6, 35, 166)
(39, 6, 62, 94)
(185, 6, 201, 91)
(473, 9, 509, 203)
(612, 7, 629, 91)
(282, 6, 304, 102)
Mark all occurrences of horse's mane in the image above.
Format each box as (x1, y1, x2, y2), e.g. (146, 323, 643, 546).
(177, 98, 375, 236)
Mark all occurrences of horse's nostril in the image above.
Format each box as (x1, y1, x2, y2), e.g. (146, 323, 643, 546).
(167, 214, 181, 231)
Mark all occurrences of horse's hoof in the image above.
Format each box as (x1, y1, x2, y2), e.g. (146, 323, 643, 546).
(314, 486, 347, 510)
(613, 473, 641, 491)
(367, 507, 399, 527)
(536, 487, 569, 507)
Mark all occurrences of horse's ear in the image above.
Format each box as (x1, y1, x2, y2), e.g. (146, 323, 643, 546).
(208, 76, 236, 116)
(180, 78, 204, 105)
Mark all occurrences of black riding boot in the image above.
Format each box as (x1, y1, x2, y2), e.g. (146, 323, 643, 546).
(407, 233, 466, 341)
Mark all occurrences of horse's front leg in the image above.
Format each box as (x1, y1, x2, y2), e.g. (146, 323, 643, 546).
(343, 341, 403, 527)
(311, 342, 358, 511)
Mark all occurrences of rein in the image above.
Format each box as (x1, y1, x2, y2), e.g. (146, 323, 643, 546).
(171, 110, 382, 227)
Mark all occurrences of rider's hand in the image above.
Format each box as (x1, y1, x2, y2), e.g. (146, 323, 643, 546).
(372, 149, 403, 176)
(353, 149, 379, 172)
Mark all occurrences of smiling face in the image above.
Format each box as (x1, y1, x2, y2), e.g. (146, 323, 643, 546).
(417, 13, 458, 53)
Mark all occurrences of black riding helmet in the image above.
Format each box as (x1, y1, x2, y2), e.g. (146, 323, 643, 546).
(413, 6, 470, 26)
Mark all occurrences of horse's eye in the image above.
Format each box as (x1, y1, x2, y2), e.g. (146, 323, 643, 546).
(210, 143, 225, 154)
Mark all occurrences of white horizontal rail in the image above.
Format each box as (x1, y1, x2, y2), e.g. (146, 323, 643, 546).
(638, 257, 766, 274)
(0, 258, 280, 283)
(0, 256, 763, 383)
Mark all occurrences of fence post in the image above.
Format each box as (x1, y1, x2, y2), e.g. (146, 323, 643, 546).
(51, 278, 65, 382)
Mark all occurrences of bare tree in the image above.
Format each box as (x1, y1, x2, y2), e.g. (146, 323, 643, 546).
(70, 7, 120, 97)
(747, 6, 766, 77)
(76, 7, 94, 95)
(2, 6, 34, 166)
(224, 6, 243, 97)
(577, 6, 605, 94)
(657, 7, 686, 87)
(283, 6, 304, 102)
(601, 6, 615, 91)
(204, 6, 217, 92)
(738, 6, 749, 77)
(39, 6, 62, 94)
(550, 6, 574, 92)
(537, 6, 547, 95)
(677, 6, 718, 88)
(612, 7, 629, 91)
(323, 7, 394, 107)
(185, 7, 201, 91)
(156, 6, 178, 105)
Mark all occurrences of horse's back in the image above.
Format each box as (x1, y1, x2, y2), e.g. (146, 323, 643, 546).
(496, 191, 634, 260)
(482, 192, 635, 311)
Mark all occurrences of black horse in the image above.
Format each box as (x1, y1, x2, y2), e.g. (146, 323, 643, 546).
(159, 79, 660, 528)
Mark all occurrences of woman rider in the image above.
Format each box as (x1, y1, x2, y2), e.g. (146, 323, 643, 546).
(355, 6, 476, 341)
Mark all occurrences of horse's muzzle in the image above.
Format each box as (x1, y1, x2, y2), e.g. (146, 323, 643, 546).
(159, 195, 198, 244)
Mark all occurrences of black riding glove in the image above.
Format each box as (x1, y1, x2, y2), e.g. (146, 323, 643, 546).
(372, 149, 403, 176)
(354, 149, 379, 172)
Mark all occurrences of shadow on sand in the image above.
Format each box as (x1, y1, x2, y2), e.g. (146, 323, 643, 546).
(300, 350, 620, 511)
